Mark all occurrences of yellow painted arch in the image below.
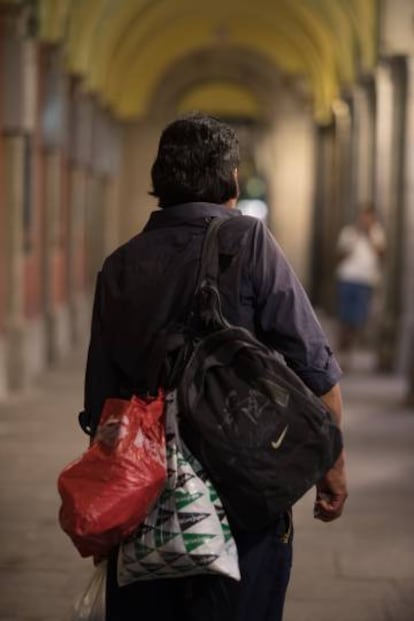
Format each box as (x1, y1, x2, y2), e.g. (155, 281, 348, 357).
(176, 81, 262, 119)
(38, 0, 71, 43)
(43, 0, 339, 121)
(36, 0, 377, 124)
(309, 0, 355, 84)
(348, 0, 378, 71)
(64, 0, 102, 75)
(105, 15, 310, 116)
(99, 7, 337, 121)
(98, 0, 338, 121)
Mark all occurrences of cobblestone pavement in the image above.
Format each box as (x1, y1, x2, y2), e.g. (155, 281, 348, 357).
(0, 346, 413, 621)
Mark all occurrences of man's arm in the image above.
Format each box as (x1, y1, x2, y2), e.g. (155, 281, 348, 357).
(314, 383, 348, 522)
(248, 221, 348, 520)
(369, 223, 386, 258)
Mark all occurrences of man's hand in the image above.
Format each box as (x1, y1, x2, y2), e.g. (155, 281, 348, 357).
(314, 450, 348, 522)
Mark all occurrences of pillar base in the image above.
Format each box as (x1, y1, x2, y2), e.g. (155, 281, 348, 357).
(6, 319, 48, 393)
(6, 324, 27, 392)
(45, 304, 72, 364)
(25, 316, 48, 382)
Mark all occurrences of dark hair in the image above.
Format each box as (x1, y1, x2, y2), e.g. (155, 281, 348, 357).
(359, 202, 375, 213)
(150, 114, 240, 208)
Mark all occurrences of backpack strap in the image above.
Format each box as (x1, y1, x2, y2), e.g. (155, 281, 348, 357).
(194, 217, 227, 292)
(192, 216, 232, 328)
(147, 216, 233, 394)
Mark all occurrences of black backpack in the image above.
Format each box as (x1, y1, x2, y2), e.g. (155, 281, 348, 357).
(150, 216, 343, 531)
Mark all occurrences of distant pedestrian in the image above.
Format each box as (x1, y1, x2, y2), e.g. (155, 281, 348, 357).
(336, 205, 386, 368)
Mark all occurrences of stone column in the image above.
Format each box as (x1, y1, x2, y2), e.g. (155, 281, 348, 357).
(349, 81, 376, 208)
(0, 11, 7, 397)
(374, 60, 406, 371)
(85, 172, 120, 282)
(1, 8, 37, 391)
(312, 100, 351, 314)
(97, 112, 122, 259)
(85, 173, 106, 286)
(254, 93, 316, 288)
(67, 86, 94, 342)
(40, 46, 70, 363)
(83, 107, 123, 289)
(309, 124, 335, 309)
(42, 148, 64, 362)
(118, 119, 161, 243)
(332, 100, 353, 227)
(4, 136, 26, 390)
(67, 166, 88, 343)
(399, 57, 414, 403)
(102, 173, 121, 257)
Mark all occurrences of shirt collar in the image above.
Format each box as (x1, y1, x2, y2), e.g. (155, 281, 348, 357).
(143, 202, 241, 231)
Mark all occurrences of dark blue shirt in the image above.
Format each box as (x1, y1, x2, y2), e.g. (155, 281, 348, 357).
(83, 202, 341, 434)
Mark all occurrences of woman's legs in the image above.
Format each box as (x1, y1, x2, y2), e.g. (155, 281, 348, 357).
(337, 281, 373, 368)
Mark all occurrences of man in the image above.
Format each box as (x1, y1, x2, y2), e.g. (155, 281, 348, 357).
(336, 205, 386, 368)
(82, 114, 347, 620)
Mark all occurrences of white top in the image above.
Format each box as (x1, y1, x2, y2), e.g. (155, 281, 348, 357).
(336, 223, 386, 286)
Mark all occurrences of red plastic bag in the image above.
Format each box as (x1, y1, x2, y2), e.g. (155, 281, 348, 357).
(58, 393, 166, 558)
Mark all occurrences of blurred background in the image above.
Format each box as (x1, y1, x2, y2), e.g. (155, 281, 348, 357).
(1, 0, 414, 397)
(0, 1, 414, 620)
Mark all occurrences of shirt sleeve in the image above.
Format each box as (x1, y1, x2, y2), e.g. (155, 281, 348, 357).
(249, 220, 342, 396)
(82, 271, 120, 435)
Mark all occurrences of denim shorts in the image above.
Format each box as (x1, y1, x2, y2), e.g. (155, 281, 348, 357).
(337, 281, 373, 328)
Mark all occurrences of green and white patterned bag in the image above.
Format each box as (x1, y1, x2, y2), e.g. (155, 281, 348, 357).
(117, 391, 240, 585)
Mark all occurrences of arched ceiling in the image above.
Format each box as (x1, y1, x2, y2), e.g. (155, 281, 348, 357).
(37, 0, 378, 124)
(147, 46, 285, 122)
(177, 82, 261, 119)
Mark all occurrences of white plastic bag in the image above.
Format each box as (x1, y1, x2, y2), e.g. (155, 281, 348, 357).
(118, 391, 240, 585)
(71, 562, 106, 621)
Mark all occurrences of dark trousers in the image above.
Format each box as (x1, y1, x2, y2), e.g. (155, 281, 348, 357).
(106, 512, 293, 621)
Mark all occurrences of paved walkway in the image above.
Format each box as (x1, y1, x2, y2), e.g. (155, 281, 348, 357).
(0, 346, 413, 621)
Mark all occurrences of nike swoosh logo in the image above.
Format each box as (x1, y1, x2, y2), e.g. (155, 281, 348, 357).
(271, 425, 289, 449)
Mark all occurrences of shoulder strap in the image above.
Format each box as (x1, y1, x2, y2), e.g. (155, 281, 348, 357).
(192, 217, 231, 329)
(194, 217, 227, 293)
(146, 216, 239, 393)
(146, 217, 227, 394)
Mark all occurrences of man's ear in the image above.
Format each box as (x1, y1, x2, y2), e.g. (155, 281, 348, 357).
(225, 169, 239, 209)
(234, 168, 240, 198)
(226, 198, 237, 209)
